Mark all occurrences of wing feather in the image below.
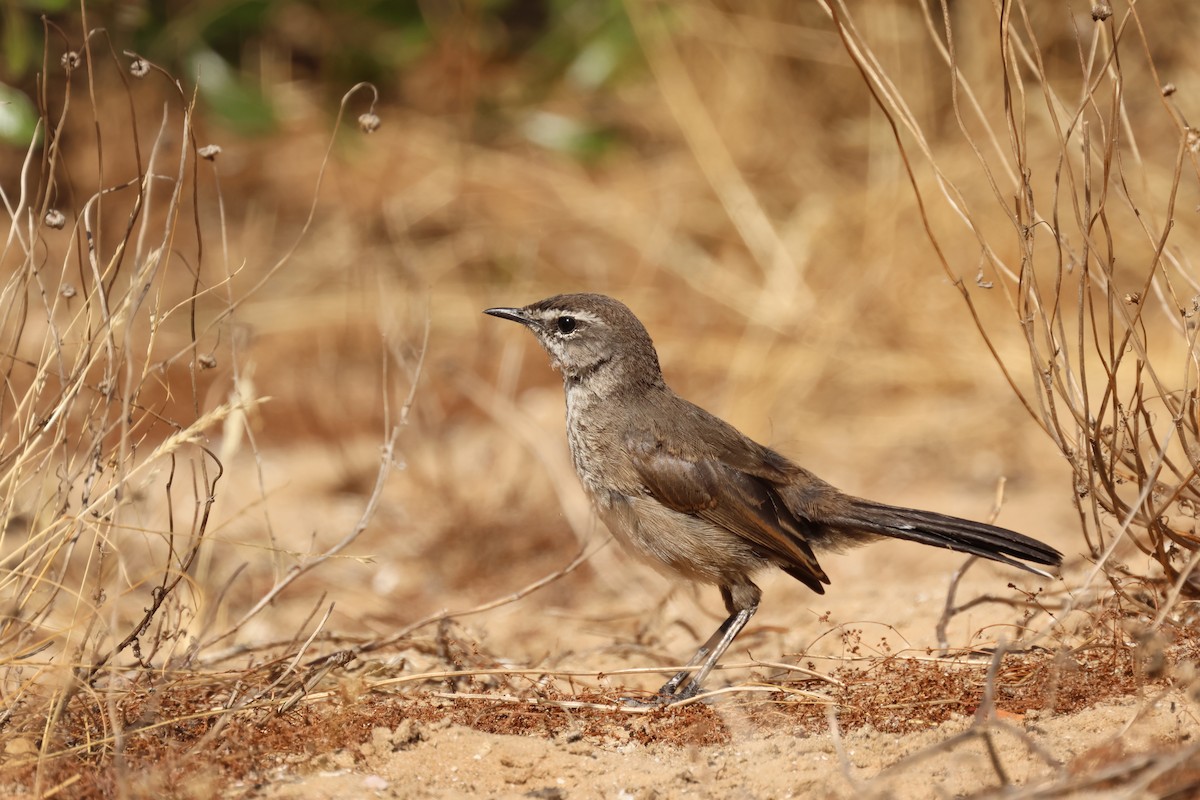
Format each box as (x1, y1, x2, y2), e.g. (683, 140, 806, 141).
(626, 436, 830, 593)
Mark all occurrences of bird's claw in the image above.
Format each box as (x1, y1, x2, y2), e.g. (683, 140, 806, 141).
(619, 678, 703, 707)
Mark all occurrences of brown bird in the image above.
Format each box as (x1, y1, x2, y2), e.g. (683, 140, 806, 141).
(485, 293, 1061, 703)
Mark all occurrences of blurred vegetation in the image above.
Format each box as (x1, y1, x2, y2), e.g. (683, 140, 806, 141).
(0, 0, 640, 153)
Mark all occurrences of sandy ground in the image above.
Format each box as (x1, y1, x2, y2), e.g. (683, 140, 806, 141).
(252, 694, 1189, 799)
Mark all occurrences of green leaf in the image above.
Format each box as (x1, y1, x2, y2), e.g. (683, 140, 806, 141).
(0, 82, 39, 147)
(3, 6, 34, 77)
(189, 48, 276, 136)
(520, 111, 616, 162)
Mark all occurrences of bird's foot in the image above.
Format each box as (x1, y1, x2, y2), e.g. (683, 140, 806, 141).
(618, 676, 704, 707)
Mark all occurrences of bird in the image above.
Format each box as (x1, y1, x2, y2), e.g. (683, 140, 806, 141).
(484, 293, 1062, 703)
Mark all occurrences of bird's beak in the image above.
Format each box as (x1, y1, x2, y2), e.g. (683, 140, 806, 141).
(483, 306, 534, 327)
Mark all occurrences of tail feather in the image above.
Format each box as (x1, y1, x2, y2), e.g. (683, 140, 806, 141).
(834, 498, 1062, 578)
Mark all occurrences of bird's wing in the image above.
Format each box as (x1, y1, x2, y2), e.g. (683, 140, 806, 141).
(626, 435, 830, 593)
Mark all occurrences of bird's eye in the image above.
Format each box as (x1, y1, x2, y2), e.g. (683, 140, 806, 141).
(556, 316, 577, 334)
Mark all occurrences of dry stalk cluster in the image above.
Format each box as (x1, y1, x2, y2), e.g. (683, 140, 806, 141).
(2, 35, 234, 743)
(831, 2, 1200, 611)
(0, 26, 395, 793)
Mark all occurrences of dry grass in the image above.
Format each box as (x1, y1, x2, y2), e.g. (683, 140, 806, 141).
(2, 1, 1200, 797)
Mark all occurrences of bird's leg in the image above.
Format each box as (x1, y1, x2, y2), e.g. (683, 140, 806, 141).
(657, 607, 756, 700)
(621, 615, 743, 707)
(650, 582, 761, 703)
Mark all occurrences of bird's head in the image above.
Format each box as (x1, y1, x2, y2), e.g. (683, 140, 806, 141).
(484, 293, 663, 386)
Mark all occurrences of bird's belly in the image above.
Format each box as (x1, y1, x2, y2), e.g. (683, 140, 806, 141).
(594, 492, 768, 586)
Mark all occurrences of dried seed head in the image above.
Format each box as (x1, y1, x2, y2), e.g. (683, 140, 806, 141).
(61, 51, 80, 70)
(198, 144, 222, 160)
(44, 209, 66, 229)
(60, 284, 77, 299)
(130, 57, 150, 78)
(358, 112, 381, 134)
(197, 354, 218, 370)
(1091, 3, 1112, 20)
(1162, 83, 1177, 97)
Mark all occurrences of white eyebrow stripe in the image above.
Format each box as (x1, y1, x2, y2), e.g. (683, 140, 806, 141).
(546, 310, 603, 325)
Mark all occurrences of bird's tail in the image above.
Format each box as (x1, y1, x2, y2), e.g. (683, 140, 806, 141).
(829, 498, 1062, 577)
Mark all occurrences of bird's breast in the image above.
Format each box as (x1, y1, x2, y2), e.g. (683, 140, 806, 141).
(563, 383, 642, 497)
